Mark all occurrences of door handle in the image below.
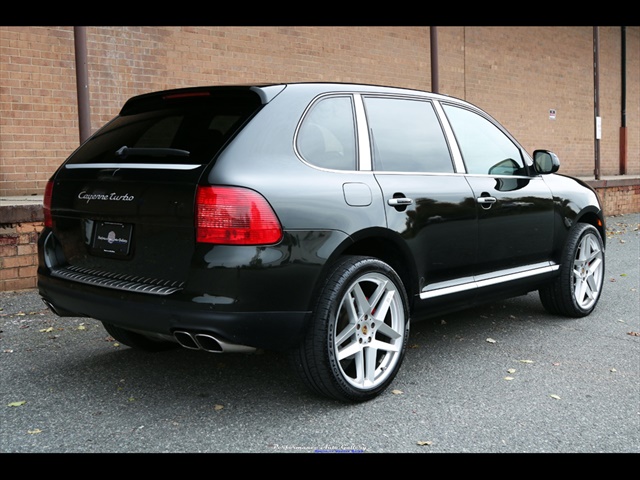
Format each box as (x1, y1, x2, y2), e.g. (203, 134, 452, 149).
(477, 195, 497, 209)
(388, 197, 413, 206)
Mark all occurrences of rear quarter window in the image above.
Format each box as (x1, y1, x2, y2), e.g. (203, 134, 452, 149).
(296, 96, 357, 170)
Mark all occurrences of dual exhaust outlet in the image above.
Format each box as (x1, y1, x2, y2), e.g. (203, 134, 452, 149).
(173, 330, 256, 354)
(41, 297, 255, 354)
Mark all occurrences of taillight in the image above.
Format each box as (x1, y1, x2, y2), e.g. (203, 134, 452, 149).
(196, 186, 282, 245)
(43, 180, 54, 228)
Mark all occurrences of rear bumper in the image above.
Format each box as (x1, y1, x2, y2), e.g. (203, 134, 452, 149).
(37, 273, 310, 351)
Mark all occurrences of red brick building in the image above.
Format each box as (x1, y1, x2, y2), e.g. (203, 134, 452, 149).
(1, 26, 638, 290)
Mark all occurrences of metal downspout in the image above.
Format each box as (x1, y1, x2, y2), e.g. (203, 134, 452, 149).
(430, 27, 439, 94)
(593, 27, 601, 180)
(74, 27, 91, 144)
(620, 26, 627, 175)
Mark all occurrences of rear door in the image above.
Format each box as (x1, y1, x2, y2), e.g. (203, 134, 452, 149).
(363, 96, 478, 298)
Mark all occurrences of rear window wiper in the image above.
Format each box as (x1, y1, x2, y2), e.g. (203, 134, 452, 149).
(115, 146, 190, 158)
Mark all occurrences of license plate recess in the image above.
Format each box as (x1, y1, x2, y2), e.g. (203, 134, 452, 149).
(91, 221, 133, 257)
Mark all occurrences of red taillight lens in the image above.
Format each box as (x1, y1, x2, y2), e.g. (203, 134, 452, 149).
(196, 186, 282, 245)
(43, 180, 54, 228)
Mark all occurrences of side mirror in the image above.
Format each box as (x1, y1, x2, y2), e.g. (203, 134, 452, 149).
(533, 150, 560, 174)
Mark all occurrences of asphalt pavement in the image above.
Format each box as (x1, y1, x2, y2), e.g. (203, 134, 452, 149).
(1, 213, 638, 454)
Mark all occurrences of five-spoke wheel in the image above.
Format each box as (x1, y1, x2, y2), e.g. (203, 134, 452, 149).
(291, 256, 409, 402)
(540, 223, 605, 317)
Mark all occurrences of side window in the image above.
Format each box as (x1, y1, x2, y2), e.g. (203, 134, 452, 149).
(297, 96, 357, 170)
(443, 104, 525, 175)
(363, 97, 453, 173)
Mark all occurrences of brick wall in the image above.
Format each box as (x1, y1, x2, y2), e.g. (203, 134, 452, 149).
(1, 26, 639, 292)
(0, 220, 42, 291)
(0, 27, 79, 197)
(462, 27, 598, 176)
(1, 26, 638, 197)
(591, 182, 640, 217)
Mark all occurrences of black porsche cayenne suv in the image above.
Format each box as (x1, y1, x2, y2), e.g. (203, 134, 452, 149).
(38, 83, 605, 402)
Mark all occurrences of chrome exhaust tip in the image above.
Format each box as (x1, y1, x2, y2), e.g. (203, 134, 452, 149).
(173, 330, 256, 354)
(173, 331, 200, 350)
(40, 298, 82, 317)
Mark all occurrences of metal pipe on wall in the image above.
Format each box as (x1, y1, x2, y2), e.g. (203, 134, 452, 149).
(430, 27, 439, 94)
(74, 27, 91, 144)
(620, 26, 627, 175)
(593, 27, 601, 180)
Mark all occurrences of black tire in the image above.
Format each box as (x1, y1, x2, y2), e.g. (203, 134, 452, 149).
(102, 322, 178, 352)
(290, 256, 410, 402)
(539, 223, 605, 317)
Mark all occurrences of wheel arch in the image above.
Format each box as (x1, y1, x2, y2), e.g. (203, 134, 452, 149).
(575, 208, 606, 248)
(316, 227, 419, 311)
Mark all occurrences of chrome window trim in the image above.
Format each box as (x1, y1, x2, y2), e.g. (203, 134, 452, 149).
(352, 94, 372, 171)
(65, 163, 201, 170)
(433, 100, 466, 173)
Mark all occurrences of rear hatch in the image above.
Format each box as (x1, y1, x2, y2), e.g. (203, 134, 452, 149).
(45, 87, 265, 294)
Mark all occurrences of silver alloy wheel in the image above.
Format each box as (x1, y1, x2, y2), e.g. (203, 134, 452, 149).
(334, 271, 406, 390)
(572, 232, 604, 311)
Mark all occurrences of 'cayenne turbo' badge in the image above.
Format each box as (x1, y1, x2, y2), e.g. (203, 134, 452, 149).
(78, 191, 135, 203)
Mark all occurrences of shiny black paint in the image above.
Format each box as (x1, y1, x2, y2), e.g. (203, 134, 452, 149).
(375, 172, 476, 288)
(465, 175, 555, 274)
(38, 83, 605, 351)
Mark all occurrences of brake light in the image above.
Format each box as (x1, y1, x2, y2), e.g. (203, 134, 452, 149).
(196, 186, 282, 245)
(43, 180, 54, 228)
(163, 91, 210, 100)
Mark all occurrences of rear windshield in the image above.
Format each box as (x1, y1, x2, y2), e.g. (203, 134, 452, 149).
(65, 91, 263, 166)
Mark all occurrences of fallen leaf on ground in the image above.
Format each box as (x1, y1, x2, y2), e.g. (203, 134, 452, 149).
(214, 404, 224, 411)
(28, 429, 42, 434)
(7, 401, 26, 407)
(391, 389, 403, 395)
(550, 394, 561, 400)
(628, 331, 640, 337)
(486, 338, 496, 344)
(416, 440, 433, 446)
(519, 359, 534, 364)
